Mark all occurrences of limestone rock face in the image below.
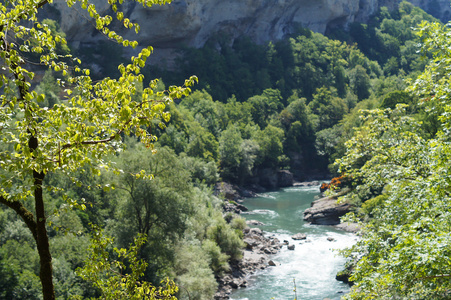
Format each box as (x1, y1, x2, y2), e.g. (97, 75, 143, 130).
(51, 0, 450, 56)
(409, 0, 451, 22)
(53, 0, 381, 48)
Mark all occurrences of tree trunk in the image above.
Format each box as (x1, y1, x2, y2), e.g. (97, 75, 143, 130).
(34, 170, 55, 300)
(6, 12, 55, 295)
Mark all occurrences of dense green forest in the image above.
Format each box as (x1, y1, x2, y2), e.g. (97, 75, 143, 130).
(1, 0, 450, 299)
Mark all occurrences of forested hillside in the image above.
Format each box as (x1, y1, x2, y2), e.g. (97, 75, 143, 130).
(0, 0, 450, 299)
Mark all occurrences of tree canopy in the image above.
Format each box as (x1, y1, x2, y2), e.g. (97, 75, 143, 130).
(335, 19, 451, 299)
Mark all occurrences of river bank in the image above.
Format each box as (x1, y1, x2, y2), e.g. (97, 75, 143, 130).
(215, 226, 283, 299)
(216, 183, 357, 299)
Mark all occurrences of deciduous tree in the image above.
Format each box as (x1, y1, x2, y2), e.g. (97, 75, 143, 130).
(0, 0, 196, 299)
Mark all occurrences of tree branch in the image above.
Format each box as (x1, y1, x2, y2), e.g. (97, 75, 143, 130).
(61, 118, 133, 151)
(61, 133, 120, 150)
(419, 273, 451, 280)
(0, 0, 49, 32)
(0, 195, 37, 240)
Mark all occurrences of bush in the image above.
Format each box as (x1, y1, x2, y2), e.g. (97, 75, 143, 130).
(202, 240, 230, 275)
(206, 222, 244, 260)
(361, 194, 388, 217)
(174, 242, 217, 300)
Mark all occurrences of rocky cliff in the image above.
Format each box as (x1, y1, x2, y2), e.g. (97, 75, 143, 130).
(409, 0, 451, 23)
(50, 0, 449, 59)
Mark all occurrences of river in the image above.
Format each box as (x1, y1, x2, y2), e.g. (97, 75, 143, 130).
(230, 185, 356, 300)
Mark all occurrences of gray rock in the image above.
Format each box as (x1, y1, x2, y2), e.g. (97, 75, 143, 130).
(327, 237, 335, 242)
(58, 0, 442, 56)
(303, 197, 352, 225)
(277, 170, 294, 187)
(246, 220, 265, 226)
(240, 189, 256, 198)
(256, 168, 279, 189)
(263, 248, 278, 254)
(223, 201, 248, 214)
(249, 228, 263, 236)
(230, 280, 239, 289)
(334, 222, 361, 233)
(215, 182, 241, 200)
(268, 260, 276, 266)
(287, 244, 295, 250)
(235, 203, 248, 212)
(243, 237, 259, 250)
(291, 233, 307, 240)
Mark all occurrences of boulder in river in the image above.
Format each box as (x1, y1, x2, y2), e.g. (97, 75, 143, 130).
(303, 196, 352, 225)
(287, 244, 295, 250)
(243, 237, 259, 250)
(223, 201, 248, 214)
(246, 219, 265, 226)
(291, 233, 307, 240)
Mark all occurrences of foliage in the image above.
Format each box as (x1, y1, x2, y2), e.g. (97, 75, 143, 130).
(380, 90, 414, 109)
(0, 0, 196, 298)
(319, 175, 351, 193)
(254, 124, 285, 169)
(360, 194, 387, 217)
(168, 184, 242, 299)
(172, 241, 217, 300)
(332, 1, 436, 75)
(219, 125, 243, 182)
(76, 228, 178, 300)
(348, 65, 371, 101)
(100, 141, 240, 298)
(336, 105, 451, 299)
(309, 87, 348, 130)
(106, 146, 192, 278)
(161, 28, 377, 102)
(206, 221, 244, 261)
(335, 20, 451, 295)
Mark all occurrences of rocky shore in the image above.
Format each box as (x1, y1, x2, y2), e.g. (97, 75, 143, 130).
(214, 225, 283, 299)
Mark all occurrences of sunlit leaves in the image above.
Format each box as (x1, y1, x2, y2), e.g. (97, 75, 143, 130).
(77, 228, 178, 300)
(0, 0, 196, 230)
(338, 90, 451, 297)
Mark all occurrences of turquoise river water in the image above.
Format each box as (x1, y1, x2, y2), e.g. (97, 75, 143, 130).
(230, 185, 356, 300)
